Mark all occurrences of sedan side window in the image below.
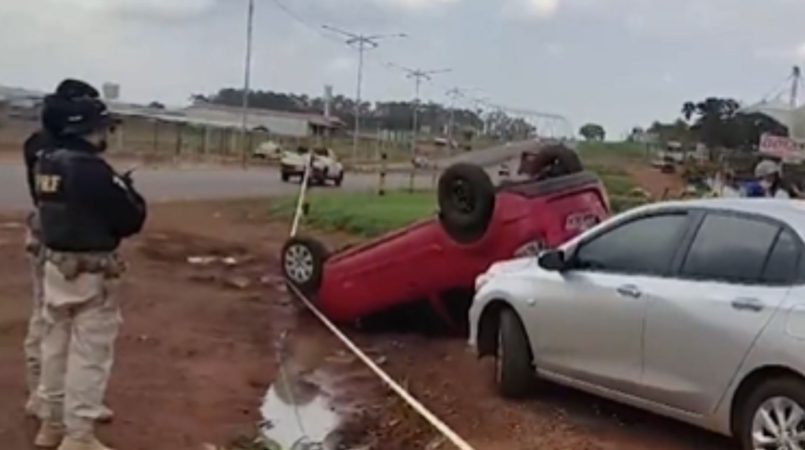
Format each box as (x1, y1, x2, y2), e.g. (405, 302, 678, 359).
(574, 214, 689, 276)
(680, 214, 779, 284)
(761, 229, 801, 284)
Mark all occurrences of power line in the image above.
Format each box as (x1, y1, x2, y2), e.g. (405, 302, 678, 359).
(388, 64, 452, 153)
(322, 25, 407, 164)
(267, 0, 344, 44)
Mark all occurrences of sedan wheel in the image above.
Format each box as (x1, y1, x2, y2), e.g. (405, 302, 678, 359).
(751, 397, 805, 450)
(495, 308, 534, 399)
(739, 378, 805, 450)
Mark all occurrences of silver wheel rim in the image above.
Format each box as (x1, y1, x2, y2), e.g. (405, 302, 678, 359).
(752, 396, 805, 450)
(284, 244, 315, 284)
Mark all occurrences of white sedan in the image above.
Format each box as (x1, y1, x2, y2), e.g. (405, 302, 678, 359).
(470, 198, 805, 450)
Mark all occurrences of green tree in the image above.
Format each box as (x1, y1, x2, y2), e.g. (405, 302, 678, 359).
(579, 123, 606, 141)
(681, 97, 788, 149)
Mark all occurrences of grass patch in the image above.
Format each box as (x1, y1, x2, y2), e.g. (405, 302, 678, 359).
(270, 191, 435, 237)
(269, 142, 655, 236)
(578, 141, 650, 162)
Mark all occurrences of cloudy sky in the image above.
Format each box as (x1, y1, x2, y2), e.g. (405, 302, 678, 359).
(1, 0, 805, 137)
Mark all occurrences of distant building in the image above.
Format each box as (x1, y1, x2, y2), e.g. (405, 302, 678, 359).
(0, 84, 345, 138)
(184, 103, 344, 137)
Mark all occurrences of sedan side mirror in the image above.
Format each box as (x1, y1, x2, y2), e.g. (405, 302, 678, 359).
(538, 249, 567, 272)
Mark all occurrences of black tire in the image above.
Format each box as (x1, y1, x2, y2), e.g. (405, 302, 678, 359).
(496, 308, 534, 399)
(281, 236, 329, 296)
(736, 376, 805, 450)
(437, 163, 496, 244)
(334, 173, 344, 187)
(281, 172, 290, 182)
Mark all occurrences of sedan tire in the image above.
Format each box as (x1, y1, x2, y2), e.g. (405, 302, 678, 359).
(737, 376, 805, 450)
(496, 308, 534, 399)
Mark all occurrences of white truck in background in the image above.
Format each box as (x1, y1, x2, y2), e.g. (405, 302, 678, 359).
(280, 146, 345, 187)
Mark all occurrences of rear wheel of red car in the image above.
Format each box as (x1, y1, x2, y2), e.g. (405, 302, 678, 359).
(438, 163, 496, 244)
(496, 308, 535, 399)
(281, 236, 329, 296)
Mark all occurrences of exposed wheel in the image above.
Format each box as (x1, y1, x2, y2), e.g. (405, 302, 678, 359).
(281, 236, 329, 296)
(737, 377, 805, 450)
(520, 144, 583, 179)
(281, 172, 290, 182)
(496, 308, 534, 399)
(334, 173, 344, 187)
(437, 163, 496, 244)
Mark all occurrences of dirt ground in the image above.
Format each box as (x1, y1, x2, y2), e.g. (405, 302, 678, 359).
(0, 199, 735, 450)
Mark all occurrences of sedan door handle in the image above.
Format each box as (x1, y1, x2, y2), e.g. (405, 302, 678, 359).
(616, 284, 642, 299)
(731, 298, 764, 313)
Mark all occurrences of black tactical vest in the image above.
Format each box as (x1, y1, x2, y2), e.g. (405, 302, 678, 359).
(35, 149, 120, 252)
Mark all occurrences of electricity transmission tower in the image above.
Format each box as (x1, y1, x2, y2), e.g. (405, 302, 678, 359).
(390, 64, 452, 153)
(322, 25, 406, 163)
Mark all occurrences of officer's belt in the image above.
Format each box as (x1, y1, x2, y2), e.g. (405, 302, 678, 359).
(44, 250, 125, 281)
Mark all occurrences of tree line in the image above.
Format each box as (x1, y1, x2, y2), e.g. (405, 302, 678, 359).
(579, 97, 790, 149)
(639, 97, 788, 149)
(190, 88, 538, 141)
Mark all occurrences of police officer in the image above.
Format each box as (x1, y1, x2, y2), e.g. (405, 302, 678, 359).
(22, 80, 114, 424)
(33, 81, 147, 450)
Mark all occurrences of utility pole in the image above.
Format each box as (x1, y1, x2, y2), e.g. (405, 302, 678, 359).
(445, 88, 462, 146)
(391, 65, 451, 154)
(323, 26, 406, 165)
(791, 66, 801, 108)
(240, 0, 255, 168)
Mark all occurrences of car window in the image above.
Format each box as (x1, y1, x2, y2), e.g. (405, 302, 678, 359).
(680, 214, 779, 284)
(761, 229, 801, 284)
(574, 213, 688, 276)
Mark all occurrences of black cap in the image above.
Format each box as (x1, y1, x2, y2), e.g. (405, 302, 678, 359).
(42, 79, 123, 137)
(55, 79, 100, 100)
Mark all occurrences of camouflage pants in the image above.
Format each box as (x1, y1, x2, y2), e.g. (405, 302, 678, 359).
(23, 215, 46, 394)
(38, 255, 122, 439)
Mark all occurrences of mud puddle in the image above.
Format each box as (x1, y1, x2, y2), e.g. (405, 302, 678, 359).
(257, 331, 375, 450)
(259, 367, 343, 449)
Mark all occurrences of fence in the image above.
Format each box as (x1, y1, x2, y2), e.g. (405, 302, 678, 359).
(0, 116, 478, 169)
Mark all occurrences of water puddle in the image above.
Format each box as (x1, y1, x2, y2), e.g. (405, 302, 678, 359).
(258, 369, 342, 449)
(258, 333, 369, 450)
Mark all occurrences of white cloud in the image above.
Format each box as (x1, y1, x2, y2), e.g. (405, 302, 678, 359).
(526, 0, 560, 18)
(544, 42, 564, 56)
(374, 0, 461, 11)
(325, 56, 355, 74)
(75, 0, 219, 19)
(500, 0, 562, 20)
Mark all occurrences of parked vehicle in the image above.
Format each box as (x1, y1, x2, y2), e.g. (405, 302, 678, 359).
(281, 147, 609, 323)
(470, 198, 805, 450)
(281, 146, 344, 186)
(253, 140, 283, 161)
(412, 154, 431, 169)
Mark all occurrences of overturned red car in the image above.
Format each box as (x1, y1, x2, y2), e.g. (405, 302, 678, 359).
(281, 146, 610, 323)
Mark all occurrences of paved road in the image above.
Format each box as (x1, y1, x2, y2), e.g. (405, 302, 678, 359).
(0, 163, 442, 212)
(379, 140, 538, 172)
(0, 140, 533, 212)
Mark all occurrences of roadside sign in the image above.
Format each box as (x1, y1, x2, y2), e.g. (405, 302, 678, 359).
(760, 133, 805, 163)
